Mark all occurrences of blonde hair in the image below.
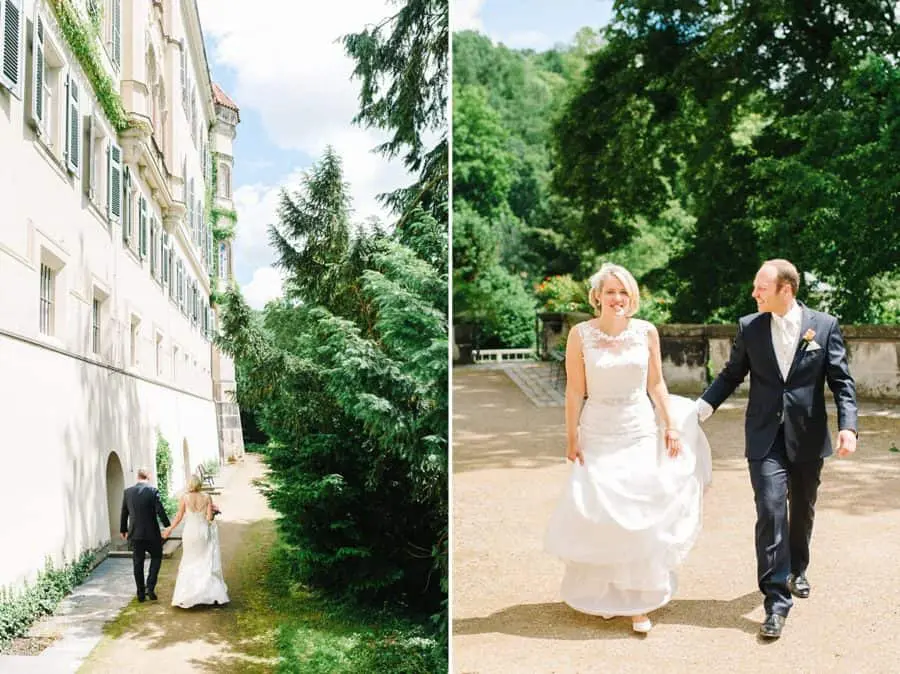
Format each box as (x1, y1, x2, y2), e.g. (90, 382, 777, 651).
(588, 263, 641, 317)
(187, 475, 203, 493)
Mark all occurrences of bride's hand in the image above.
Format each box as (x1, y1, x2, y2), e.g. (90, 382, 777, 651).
(566, 443, 584, 466)
(665, 428, 682, 458)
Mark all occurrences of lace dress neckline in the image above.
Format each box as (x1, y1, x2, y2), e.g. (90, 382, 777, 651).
(582, 319, 642, 341)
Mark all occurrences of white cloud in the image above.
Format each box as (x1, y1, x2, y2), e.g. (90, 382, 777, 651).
(195, 0, 424, 308)
(196, 0, 412, 214)
(241, 266, 284, 310)
(453, 0, 485, 31)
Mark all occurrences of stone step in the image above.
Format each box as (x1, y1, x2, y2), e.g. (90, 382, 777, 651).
(107, 537, 182, 559)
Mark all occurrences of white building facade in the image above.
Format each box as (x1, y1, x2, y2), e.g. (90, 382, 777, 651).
(0, 0, 242, 589)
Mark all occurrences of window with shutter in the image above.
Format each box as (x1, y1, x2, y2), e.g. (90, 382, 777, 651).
(111, 0, 121, 68)
(180, 41, 187, 109)
(1, 0, 24, 98)
(83, 115, 95, 198)
(150, 218, 158, 276)
(30, 13, 44, 129)
(176, 260, 183, 307)
(64, 74, 79, 173)
(188, 177, 194, 236)
(161, 231, 168, 283)
(138, 196, 147, 258)
(121, 166, 130, 242)
(108, 143, 122, 222)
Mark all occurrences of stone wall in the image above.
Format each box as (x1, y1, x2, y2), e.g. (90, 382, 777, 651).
(531, 316, 900, 401)
(659, 324, 900, 401)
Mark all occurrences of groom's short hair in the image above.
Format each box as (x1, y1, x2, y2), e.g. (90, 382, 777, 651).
(136, 467, 150, 480)
(764, 259, 799, 295)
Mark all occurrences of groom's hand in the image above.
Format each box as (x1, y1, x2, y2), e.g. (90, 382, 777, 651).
(837, 429, 857, 458)
(120, 533, 127, 541)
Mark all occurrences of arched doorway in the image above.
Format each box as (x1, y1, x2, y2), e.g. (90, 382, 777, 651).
(105, 452, 125, 542)
(183, 439, 191, 489)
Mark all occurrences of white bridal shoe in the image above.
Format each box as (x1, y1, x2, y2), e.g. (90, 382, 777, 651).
(631, 618, 652, 633)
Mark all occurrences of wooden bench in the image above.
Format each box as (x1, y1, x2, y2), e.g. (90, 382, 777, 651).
(197, 463, 217, 489)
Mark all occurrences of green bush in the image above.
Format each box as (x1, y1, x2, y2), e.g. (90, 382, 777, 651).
(0, 550, 96, 650)
(155, 432, 177, 517)
(634, 287, 673, 324)
(243, 442, 268, 454)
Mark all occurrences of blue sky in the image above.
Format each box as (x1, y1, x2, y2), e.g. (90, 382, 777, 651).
(196, 1, 414, 308)
(454, 0, 614, 49)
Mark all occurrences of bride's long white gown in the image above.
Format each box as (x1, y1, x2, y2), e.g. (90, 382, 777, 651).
(171, 506, 230, 608)
(544, 319, 712, 617)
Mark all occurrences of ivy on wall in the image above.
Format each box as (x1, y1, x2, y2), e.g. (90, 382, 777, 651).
(155, 431, 178, 516)
(48, 0, 130, 132)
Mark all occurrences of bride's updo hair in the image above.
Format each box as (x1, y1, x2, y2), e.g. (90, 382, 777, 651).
(187, 475, 203, 493)
(588, 263, 641, 317)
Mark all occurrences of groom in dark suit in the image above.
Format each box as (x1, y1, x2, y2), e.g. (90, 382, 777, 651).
(698, 259, 858, 639)
(120, 468, 172, 602)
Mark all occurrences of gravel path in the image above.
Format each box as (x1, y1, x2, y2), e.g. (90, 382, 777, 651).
(452, 368, 900, 674)
(79, 454, 279, 673)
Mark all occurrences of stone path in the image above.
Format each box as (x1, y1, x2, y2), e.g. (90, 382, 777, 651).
(452, 367, 900, 674)
(0, 560, 137, 673)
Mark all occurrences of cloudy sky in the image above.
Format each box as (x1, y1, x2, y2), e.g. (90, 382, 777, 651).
(193, 1, 611, 309)
(195, 1, 413, 308)
(453, 0, 614, 50)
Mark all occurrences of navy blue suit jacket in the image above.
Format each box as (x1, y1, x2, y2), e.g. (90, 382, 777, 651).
(701, 304, 858, 462)
(120, 482, 171, 541)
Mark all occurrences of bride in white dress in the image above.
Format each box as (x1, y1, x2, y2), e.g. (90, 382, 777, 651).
(163, 476, 230, 608)
(544, 263, 712, 633)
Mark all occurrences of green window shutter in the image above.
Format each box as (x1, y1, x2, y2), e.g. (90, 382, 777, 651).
(138, 196, 147, 258)
(111, 0, 121, 67)
(64, 75, 79, 172)
(30, 13, 43, 128)
(108, 143, 122, 222)
(1, 0, 25, 98)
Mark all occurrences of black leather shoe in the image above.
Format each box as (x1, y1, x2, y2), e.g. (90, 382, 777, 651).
(789, 573, 810, 598)
(759, 613, 786, 639)
(147, 591, 158, 601)
(137, 594, 146, 603)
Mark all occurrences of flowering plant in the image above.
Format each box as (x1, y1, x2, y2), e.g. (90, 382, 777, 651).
(534, 275, 591, 313)
(801, 328, 816, 344)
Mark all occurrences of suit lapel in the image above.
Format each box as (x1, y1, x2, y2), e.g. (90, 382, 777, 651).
(785, 305, 816, 383)
(761, 313, 784, 383)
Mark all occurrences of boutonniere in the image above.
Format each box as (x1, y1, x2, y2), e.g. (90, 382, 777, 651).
(801, 328, 821, 351)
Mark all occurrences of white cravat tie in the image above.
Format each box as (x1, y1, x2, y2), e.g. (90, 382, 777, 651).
(772, 311, 799, 379)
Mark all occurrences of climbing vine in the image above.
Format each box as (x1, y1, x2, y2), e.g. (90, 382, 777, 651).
(48, 0, 130, 132)
(155, 431, 178, 516)
(204, 130, 237, 299)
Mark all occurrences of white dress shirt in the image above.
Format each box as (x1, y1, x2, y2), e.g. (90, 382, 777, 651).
(696, 301, 801, 422)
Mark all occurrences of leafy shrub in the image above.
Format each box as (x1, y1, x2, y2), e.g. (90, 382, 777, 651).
(155, 432, 178, 517)
(0, 550, 96, 650)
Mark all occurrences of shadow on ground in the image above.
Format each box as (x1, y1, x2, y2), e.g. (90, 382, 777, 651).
(453, 368, 900, 515)
(453, 591, 761, 641)
(81, 517, 281, 673)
